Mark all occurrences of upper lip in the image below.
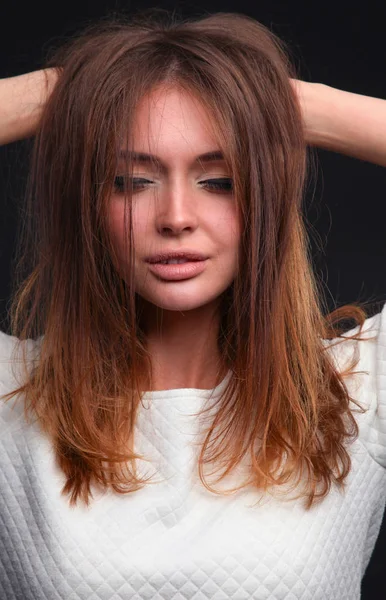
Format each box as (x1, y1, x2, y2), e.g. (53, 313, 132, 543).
(146, 251, 208, 264)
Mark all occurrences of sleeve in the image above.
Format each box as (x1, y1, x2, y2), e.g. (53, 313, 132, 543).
(325, 302, 386, 469)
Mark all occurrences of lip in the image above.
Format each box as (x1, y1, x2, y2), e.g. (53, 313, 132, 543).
(147, 259, 208, 281)
(146, 251, 208, 263)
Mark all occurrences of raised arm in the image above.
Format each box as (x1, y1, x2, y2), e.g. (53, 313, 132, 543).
(292, 79, 386, 168)
(0, 69, 59, 146)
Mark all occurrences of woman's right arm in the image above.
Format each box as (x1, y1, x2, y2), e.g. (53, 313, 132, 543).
(0, 69, 59, 146)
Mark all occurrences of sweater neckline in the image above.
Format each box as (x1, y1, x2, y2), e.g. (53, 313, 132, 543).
(141, 370, 232, 400)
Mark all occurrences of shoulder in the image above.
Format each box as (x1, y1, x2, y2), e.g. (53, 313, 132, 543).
(0, 329, 42, 383)
(324, 303, 386, 468)
(0, 330, 42, 430)
(323, 307, 381, 375)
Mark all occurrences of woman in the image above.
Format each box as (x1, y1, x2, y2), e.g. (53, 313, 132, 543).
(1, 10, 385, 600)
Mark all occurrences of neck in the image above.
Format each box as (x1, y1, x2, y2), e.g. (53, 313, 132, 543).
(138, 297, 225, 391)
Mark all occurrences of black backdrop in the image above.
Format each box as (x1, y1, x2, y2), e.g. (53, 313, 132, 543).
(1, 1, 386, 597)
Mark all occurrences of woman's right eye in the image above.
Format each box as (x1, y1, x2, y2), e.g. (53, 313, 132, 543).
(114, 176, 152, 193)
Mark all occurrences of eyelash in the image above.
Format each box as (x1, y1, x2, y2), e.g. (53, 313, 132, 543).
(113, 176, 233, 194)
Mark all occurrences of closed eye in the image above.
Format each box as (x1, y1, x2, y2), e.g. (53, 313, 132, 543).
(113, 177, 233, 194)
(199, 178, 233, 192)
(114, 177, 151, 193)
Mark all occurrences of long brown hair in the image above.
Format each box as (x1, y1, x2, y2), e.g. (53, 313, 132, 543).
(1, 9, 375, 509)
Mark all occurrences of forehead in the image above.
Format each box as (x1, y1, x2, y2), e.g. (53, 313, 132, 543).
(129, 85, 220, 154)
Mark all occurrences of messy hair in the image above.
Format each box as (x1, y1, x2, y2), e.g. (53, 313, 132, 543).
(1, 9, 373, 509)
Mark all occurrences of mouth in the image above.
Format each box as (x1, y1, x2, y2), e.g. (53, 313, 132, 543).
(146, 252, 208, 264)
(146, 258, 208, 281)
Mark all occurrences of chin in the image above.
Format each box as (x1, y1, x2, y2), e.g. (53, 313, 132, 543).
(148, 297, 213, 312)
(138, 288, 222, 313)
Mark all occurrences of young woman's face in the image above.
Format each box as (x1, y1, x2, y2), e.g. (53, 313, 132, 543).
(107, 85, 241, 312)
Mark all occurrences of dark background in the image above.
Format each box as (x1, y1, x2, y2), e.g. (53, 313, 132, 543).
(1, 1, 386, 597)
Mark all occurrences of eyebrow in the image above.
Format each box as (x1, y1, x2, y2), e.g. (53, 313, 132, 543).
(118, 150, 225, 169)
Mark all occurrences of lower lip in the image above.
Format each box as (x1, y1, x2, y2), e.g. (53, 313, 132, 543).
(147, 260, 208, 280)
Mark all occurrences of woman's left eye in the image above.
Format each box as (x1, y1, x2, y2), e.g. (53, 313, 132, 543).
(199, 178, 233, 192)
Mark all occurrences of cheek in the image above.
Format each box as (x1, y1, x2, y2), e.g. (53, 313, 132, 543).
(216, 204, 241, 250)
(107, 197, 148, 235)
(106, 201, 138, 268)
(106, 200, 151, 269)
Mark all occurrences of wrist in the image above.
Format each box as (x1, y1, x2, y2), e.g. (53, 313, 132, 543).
(296, 82, 338, 148)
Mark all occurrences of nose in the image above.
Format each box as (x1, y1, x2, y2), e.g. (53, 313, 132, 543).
(155, 179, 199, 236)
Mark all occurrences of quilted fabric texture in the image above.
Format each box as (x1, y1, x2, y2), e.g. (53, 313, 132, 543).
(1, 305, 386, 599)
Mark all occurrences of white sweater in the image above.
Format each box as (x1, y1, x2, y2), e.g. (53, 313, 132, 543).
(1, 305, 386, 600)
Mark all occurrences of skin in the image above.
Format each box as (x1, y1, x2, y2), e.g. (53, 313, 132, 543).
(107, 84, 241, 391)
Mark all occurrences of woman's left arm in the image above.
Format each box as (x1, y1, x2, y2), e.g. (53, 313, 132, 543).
(291, 80, 386, 168)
